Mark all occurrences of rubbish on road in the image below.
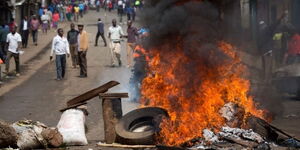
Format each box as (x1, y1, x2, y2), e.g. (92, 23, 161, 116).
(41, 128, 63, 148)
(12, 120, 48, 149)
(0, 120, 18, 148)
(57, 109, 88, 146)
(66, 81, 120, 106)
(98, 93, 129, 99)
(16, 129, 44, 149)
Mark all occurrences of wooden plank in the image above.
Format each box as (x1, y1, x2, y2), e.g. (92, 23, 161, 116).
(102, 98, 123, 144)
(99, 93, 128, 98)
(97, 142, 156, 148)
(67, 81, 119, 106)
(59, 102, 87, 112)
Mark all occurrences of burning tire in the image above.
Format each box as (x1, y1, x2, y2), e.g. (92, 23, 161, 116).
(115, 107, 168, 145)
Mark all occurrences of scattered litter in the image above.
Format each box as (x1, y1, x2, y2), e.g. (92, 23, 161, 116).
(12, 120, 48, 149)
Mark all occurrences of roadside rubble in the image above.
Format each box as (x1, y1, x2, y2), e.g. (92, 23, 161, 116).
(0, 81, 125, 149)
(1, 81, 300, 150)
(0, 109, 88, 149)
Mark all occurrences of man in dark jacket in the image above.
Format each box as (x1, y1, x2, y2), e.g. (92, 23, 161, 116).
(20, 16, 29, 48)
(67, 23, 79, 68)
(95, 18, 107, 47)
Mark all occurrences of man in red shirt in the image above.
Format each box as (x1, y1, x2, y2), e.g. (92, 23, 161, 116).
(283, 33, 300, 64)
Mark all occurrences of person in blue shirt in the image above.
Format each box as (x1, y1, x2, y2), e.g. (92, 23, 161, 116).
(38, 7, 44, 18)
(79, 3, 84, 18)
(126, 5, 133, 21)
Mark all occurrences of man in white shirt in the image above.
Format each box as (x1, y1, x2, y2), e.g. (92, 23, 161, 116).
(5, 26, 22, 76)
(108, 19, 124, 67)
(50, 28, 70, 80)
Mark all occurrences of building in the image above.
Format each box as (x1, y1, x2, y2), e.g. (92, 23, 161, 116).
(0, 0, 51, 28)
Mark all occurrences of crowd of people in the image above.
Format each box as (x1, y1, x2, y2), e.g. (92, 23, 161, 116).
(0, 0, 145, 82)
(50, 17, 147, 81)
(0, 0, 92, 78)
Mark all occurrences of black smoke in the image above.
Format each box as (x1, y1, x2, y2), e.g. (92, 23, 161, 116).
(130, 0, 284, 118)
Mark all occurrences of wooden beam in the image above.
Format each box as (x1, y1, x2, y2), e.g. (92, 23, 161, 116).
(67, 81, 120, 106)
(98, 93, 128, 99)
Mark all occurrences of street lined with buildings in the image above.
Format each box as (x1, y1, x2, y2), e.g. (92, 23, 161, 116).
(0, 0, 300, 149)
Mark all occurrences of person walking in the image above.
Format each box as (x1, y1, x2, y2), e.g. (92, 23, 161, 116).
(79, 2, 84, 18)
(96, 0, 100, 12)
(50, 28, 70, 81)
(67, 23, 79, 68)
(117, 0, 124, 23)
(74, 5, 80, 22)
(95, 18, 107, 47)
(77, 24, 89, 78)
(66, 5, 72, 21)
(108, 19, 124, 67)
(126, 20, 138, 67)
(20, 16, 29, 48)
(5, 27, 22, 76)
(46, 8, 53, 29)
(41, 12, 50, 34)
(30, 16, 40, 46)
(0, 25, 9, 63)
(0, 25, 5, 62)
(52, 11, 60, 29)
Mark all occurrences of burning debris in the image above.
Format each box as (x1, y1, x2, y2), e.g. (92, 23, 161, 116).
(134, 0, 268, 146)
(126, 0, 300, 149)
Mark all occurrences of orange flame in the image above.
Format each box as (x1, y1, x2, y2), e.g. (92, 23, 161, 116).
(139, 41, 267, 146)
(134, 45, 150, 61)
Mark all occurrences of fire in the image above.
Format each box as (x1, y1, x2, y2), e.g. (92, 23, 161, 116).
(139, 41, 267, 146)
(133, 45, 150, 62)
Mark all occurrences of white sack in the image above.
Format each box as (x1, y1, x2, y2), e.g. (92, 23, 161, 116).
(57, 109, 88, 146)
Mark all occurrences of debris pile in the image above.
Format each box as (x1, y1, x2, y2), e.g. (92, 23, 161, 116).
(167, 103, 300, 150)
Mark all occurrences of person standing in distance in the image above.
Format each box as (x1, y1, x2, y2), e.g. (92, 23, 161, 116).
(67, 23, 79, 68)
(108, 19, 124, 67)
(50, 28, 70, 81)
(77, 24, 89, 78)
